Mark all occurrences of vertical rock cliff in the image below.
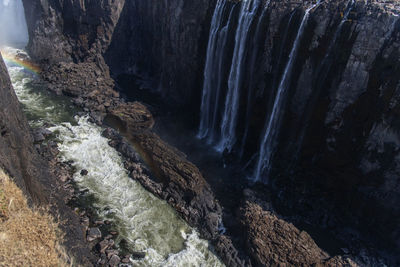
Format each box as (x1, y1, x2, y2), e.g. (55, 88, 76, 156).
(197, 0, 400, 259)
(0, 52, 47, 204)
(23, 0, 216, 107)
(22, 0, 125, 63)
(104, 0, 216, 107)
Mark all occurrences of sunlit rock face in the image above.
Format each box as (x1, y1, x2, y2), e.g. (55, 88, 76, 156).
(21, 0, 125, 63)
(0, 0, 28, 46)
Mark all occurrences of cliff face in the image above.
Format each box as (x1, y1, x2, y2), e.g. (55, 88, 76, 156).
(20, 0, 400, 263)
(22, 0, 215, 106)
(22, 0, 125, 63)
(280, 1, 400, 254)
(248, 0, 400, 254)
(104, 0, 216, 106)
(195, 0, 400, 256)
(0, 52, 47, 204)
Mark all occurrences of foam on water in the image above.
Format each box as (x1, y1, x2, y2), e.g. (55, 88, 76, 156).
(4, 48, 224, 267)
(4, 48, 77, 128)
(50, 118, 223, 266)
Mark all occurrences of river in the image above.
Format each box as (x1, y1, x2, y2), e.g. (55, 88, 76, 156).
(2, 46, 224, 267)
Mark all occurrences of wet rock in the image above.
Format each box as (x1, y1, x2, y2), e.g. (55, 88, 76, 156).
(80, 217, 90, 228)
(121, 256, 131, 263)
(108, 254, 120, 266)
(80, 169, 88, 176)
(106, 101, 154, 132)
(214, 235, 248, 267)
(94, 220, 104, 225)
(32, 132, 45, 143)
(102, 128, 119, 140)
(238, 192, 338, 266)
(97, 253, 107, 266)
(106, 249, 118, 259)
(89, 112, 105, 125)
(98, 239, 113, 254)
(130, 251, 146, 259)
(87, 227, 102, 242)
(130, 131, 222, 239)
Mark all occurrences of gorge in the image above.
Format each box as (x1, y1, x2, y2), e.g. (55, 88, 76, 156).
(0, 0, 399, 266)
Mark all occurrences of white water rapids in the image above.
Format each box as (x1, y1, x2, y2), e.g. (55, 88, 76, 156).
(3, 47, 224, 267)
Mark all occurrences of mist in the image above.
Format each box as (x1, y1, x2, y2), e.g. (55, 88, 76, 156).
(0, 0, 28, 47)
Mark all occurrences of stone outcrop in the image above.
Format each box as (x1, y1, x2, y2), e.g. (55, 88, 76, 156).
(22, 0, 125, 63)
(102, 127, 248, 266)
(238, 190, 372, 267)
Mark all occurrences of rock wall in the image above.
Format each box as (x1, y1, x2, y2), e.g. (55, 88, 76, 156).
(104, 0, 216, 107)
(0, 52, 47, 204)
(182, 0, 400, 258)
(248, 0, 400, 255)
(22, 0, 215, 107)
(22, 0, 125, 63)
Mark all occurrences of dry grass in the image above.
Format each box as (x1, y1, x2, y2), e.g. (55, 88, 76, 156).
(0, 168, 69, 267)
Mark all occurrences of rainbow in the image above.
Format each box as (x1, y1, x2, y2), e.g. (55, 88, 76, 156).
(0, 51, 40, 75)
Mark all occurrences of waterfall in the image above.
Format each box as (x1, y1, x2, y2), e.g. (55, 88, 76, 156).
(291, 0, 356, 167)
(253, 1, 323, 183)
(198, 0, 230, 141)
(239, 1, 270, 158)
(0, 0, 28, 47)
(217, 0, 262, 152)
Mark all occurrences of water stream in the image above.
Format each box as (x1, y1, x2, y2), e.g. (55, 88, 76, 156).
(2, 47, 224, 267)
(253, 1, 323, 183)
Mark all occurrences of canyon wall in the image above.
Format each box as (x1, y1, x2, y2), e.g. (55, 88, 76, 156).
(22, 0, 215, 107)
(0, 53, 48, 204)
(104, 0, 216, 107)
(22, 0, 125, 63)
(196, 0, 400, 257)
(21, 0, 400, 263)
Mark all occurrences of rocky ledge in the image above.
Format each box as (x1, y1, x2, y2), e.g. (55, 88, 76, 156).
(238, 189, 387, 267)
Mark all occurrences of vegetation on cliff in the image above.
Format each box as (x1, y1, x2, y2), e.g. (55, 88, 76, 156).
(0, 168, 68, 266)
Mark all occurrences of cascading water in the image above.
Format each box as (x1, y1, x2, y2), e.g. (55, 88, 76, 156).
(217, 0, 261, 152)
(198, 0, 265, 151)
(253, 1, 323, 183)
(0, 0, 28, 47)
(2, 47, 224, 266)
(198, 0, 229, 141)
(239, 1, 270, 158)
(291, 0, 356, 166)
